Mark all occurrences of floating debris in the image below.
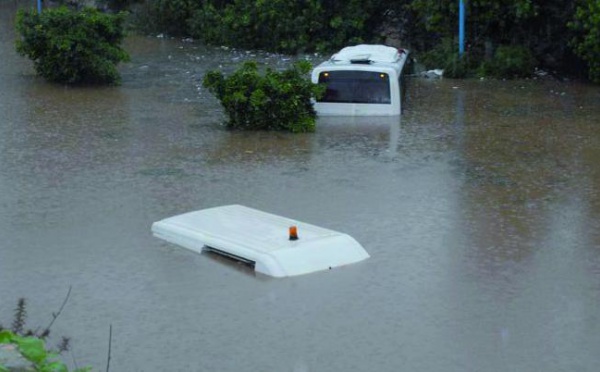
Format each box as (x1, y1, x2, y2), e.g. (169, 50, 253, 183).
(420, 69, 444, 79)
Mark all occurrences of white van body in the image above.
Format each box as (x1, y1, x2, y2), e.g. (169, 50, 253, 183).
(152, 205, 370, 278)
(311, 44, 410, 116)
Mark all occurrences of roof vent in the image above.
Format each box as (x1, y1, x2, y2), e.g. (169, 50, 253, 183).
(152, 205, 370, 278)
(349, 54, 372, 64)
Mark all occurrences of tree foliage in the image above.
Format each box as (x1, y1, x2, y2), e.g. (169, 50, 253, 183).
(569, 0, 600, 82)
(481, 45, 536, 78)
(1, 295, 89, 372)
(189, 0, 321, 53)
(188, 0, 383, 54)
(409, 0, 538, 45)
(1, 330, 90, 372)
(133, 0, 199, 35)
(15, 6, 129, 85)
(130, 0, 385, 53)
(121, 0, 596, 81)
(406, 0, 590, 78)
(203, 61, 324, 132)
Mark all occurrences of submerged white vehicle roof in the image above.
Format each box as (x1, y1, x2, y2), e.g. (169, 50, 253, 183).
(151, 205, 369, 277)
(331, 44, 404, 64)
(311, 44, 410, 116)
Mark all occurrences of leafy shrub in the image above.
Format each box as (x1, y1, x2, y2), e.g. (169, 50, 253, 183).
(97, 0, 139, 12)
(188, 0, 383, 54)
(317, 0, 384, 52)
(483, 45, 536, 78)
(0, 295, 90, 372)
(189, 0, 323, 54)
(15, 6, 129, 85)
(418, 40, 535, 79)
(417, 39, 476, 78)
(569, 0, 600, 82)
(203, 61, 324, 132)
(0, 330, 90, 372)
(418, 38, 456, 70)
(444, 53, 474, 79)
(131, 0, 198, 35)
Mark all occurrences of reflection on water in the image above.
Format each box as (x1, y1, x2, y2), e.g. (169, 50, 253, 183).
(317, 115, 401, 159)
(1, 2, 600, 371)
(203, 131, 315, 165)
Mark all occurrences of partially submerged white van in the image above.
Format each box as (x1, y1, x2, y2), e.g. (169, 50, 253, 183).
(311, 44, 410, 116)
(152, 205, 370, 278)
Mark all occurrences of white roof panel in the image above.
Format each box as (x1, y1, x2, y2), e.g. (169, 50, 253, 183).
(151, 205, 369, 277)
(331, 44, 400, 63)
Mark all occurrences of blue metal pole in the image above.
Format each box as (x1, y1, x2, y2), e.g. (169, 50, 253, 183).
(37, 0, 42, 14)
(459, 0, 465, 55)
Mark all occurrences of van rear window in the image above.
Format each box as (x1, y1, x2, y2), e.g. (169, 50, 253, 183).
(318, 71, 391, 104)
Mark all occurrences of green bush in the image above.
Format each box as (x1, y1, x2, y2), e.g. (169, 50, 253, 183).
(317, 0, 383, 52)
(131, 0, 198, 35)
(187, 0, 383, 54)
(417, 39, 476, 78)
(0, 330, 90, 372)
(203, 61, 324, 132)
(484, 45, 536, 78)
(15, 6, 130, 85)
(444, 53, 474, 79)
(189, 0, 322, 53)
(569, 0, 600, 82)
(116, 0, 385, 53)
(418, 40, 535, 79)
(1, 296, 90, 372)
(418, 38, 456, 70)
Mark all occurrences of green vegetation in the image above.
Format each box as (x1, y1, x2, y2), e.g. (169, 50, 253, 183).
(408, 0, 538, 42)
(188, 0, 382, 53)
(569, 0, 600, 82)
(135, 0, 384, 54)
(1, 296, 90, 372)
(405, 1, 540, 78)
(483, 45, 536, 79)
(0, 330, 90, 372)
(132, 0, 199, 36)
(188, 0, 322, 53)
(15, 6, 129, 85)
(122, 0, 599, 81)
(402, 0, 596, 79)
(203, 61, 324, 132)
(16, 0, 598, 82)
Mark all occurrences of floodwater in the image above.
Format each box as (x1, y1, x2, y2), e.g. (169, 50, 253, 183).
(1, 2, 600, 371)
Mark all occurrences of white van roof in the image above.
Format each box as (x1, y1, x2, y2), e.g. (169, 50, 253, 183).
(152, 205, 369, 277)
(330, 44, 402, 64)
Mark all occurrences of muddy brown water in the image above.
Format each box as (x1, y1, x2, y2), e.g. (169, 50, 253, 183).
(1, 2, 600, 371)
